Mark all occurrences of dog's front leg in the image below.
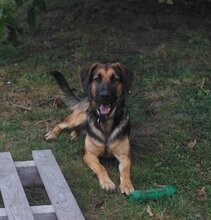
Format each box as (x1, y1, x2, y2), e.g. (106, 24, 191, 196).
(83, 136, 116, 192)
(112, 138, 134, 195)
(117, 155, 134, 195)
(83, 151, 116, 192)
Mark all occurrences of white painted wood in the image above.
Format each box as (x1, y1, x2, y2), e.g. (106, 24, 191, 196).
(15, 160, 35, 167)
(14, 161, 42, 187)
(32, 150, 85, 220)
(32, 205, 57, 220)
(0, 209, 7, 220)
(0, 152, 34, 220)
(0, 205, 57, 220)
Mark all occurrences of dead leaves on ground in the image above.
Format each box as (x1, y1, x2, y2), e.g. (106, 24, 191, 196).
(146, 205, 170, 220)
(187, 139, 197, 150)
(196, 187, 208, 202)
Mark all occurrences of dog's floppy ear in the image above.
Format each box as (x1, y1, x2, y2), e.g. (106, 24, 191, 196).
(111, 62, 133, 94)
(80, 63, 99, 95)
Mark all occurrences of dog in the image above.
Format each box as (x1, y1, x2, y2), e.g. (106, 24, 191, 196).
(45, 62, 134, 195)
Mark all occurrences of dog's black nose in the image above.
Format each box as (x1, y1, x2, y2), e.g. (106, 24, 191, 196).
(100, 90, 111, 99)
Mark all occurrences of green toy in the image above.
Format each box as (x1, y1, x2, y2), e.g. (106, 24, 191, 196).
(129, 185, 176, 203)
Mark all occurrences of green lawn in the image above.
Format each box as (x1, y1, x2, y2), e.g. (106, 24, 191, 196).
(0, 1, 211, 219)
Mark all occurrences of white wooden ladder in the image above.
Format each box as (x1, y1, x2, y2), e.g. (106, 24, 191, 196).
(0, 150, 85, 220)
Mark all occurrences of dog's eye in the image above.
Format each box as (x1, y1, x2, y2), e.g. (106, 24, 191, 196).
(94, 74, 102, 83)
(110, 74, 120, 83)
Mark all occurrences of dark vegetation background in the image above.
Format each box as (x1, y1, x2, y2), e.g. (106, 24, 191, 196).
(0, 0, 211, 219)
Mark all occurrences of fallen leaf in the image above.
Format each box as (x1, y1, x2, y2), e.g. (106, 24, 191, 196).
(196, 187, 207, 202)
(146, 205, 154, 217)
(92, 197, 104, 209)
(187, 139, 197, 149)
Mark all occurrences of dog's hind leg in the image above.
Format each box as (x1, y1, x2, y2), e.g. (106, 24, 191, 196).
(45, 109, 87, 140)
(45, 121, 72, 140)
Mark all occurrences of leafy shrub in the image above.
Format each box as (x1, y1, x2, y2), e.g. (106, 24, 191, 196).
(0, 0, 46, 42)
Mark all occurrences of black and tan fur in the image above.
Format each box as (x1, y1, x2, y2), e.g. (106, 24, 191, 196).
(45, 63, 134, 195)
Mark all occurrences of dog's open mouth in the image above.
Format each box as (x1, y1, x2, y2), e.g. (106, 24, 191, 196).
(99, 104, 111, 115)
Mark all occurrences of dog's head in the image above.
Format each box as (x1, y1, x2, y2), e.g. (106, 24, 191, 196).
(80, 62, 133, 117)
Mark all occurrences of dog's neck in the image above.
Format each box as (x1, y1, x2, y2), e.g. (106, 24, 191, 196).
(100, 117, 114, 134)
(87, 99, 129, 155)
(94, 101, 127, 133)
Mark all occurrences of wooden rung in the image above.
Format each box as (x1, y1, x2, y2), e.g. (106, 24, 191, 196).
(0, 205, 57, 220)
(32, 150, 85, 220)
(0, 152, 34, 220)
(15, 161, 43, 187)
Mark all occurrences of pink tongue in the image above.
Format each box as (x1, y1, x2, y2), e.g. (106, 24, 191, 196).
(100, 104, 110, 114)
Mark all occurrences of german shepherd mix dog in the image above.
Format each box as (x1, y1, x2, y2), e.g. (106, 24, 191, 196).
(45, 63, 134, 195)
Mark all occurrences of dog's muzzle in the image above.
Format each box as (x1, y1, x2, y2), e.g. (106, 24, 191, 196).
(98, 90, 111, 115)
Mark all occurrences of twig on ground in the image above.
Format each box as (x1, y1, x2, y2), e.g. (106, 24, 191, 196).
(7, 97, 32, 111)
(35, 120, 50, 131)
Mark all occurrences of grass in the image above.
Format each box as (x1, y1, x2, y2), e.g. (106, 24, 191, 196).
(0, 0, 211, 219)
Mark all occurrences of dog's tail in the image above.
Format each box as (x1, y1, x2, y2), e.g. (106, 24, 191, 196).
(50, 71, 80, 109)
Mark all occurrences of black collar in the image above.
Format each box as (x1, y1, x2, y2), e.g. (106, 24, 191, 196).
(96, 114, 113, 124)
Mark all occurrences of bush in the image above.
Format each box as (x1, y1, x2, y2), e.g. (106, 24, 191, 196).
(0, 0, 46, 42)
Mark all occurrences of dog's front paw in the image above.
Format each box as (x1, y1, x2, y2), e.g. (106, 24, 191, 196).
(45, 131, 57, 140)
(100, 178, 116, 192)
(120, 181, 134, 195)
